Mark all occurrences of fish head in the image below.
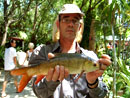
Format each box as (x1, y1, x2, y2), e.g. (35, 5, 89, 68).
(84, 60, 100, 73)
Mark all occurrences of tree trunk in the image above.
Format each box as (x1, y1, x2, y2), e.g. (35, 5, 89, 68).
(31, 1, 38, 44)
(1, 0, 8, 46)
(1, 24, 8, 46)
(89, 19, 95, 51)
(1, 20, 14, 46)
(80, 12, 93, 49)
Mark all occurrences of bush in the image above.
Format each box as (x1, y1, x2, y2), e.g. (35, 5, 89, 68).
(0, 46, 5, 69)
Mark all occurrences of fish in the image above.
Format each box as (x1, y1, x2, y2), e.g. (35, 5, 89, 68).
(11, 53, 100, 92)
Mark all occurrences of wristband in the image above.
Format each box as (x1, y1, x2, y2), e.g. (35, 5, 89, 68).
(87, 78, 98, 86)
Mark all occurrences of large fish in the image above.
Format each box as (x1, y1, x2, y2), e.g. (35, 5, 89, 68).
(11, 53, 101, 92)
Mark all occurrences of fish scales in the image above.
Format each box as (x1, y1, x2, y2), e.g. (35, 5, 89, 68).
(11, 53, 100, 92)
(27, 53, 98, 76)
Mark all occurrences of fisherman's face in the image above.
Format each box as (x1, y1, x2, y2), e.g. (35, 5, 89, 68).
(59, 14, 81, 41)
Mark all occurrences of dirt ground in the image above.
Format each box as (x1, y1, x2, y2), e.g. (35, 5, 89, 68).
(0, 70, 37, 98)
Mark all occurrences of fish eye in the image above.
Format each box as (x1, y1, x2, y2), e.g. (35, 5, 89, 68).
(93, 63, 97, 67)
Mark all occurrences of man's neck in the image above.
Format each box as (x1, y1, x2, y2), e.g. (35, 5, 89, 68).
(60, 39, 77, 53)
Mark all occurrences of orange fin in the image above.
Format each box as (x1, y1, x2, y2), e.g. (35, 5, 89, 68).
(11, 67, 29, 76)
(35, 75, 45, 84)
(18, 74, 32, 92)
(74, 70, 85, 82)
(11, 67, 32, 92)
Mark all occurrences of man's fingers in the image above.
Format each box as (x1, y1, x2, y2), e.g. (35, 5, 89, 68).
(46, 68, 54, 81)
(64, 68, 69, 78)
(101, 54, 111, 60)
(86, 70, 104, 83)
(46, 65, 69, 82)
(95, 70, 104, 76)
(59, 66, 65, 81)
(48, 53, 55, 59)
(52, 65, 60, 81)
(100, 64, 107, 70)
(99, 58, 111, 66)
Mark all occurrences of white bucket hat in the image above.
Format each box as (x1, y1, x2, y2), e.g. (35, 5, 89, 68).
(59, 4, 84, 17)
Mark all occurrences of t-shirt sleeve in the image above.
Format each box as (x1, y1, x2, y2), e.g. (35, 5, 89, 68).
(11, 48, 17, 57)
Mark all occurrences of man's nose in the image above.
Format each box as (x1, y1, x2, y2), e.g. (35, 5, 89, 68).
(68, 20, 75, 26)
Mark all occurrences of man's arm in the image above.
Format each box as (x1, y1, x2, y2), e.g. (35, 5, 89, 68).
(87, 78, 108, 98)
(32, 53, 69, 98)
(80, 49, 111, 97)
(29, 45, 63, 98)
(13, 56, 17, 67)
(33, 78, 60, 98)
(86, 54, 111, 98)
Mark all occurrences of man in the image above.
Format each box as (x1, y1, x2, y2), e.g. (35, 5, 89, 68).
(29, 4, 111, 98)
(1, 39, 18, 98)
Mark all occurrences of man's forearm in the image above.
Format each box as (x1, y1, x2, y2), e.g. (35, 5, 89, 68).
(13, 57, 17, 66)
(88, 80, 108, 98)
(33, 78, 60, 98)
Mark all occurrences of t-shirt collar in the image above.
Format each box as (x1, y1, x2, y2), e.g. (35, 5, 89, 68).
(52, 41, 81, 53)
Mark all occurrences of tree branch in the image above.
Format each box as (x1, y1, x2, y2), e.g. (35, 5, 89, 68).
(33, 1, 38, 30)
(80, 0, 86, 10)
(91, 0, 102, 10)
(7, 0, 16, 17)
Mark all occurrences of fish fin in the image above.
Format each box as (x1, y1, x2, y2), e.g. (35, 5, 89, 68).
(11, 67, 32, 92)
(11, 67, 29, 75)
(35, 75, 45, 84)
(74, 70, 85, 82)
(18, 74, 32, 92)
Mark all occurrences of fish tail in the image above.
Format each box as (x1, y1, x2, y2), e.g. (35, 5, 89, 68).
(18, 74, 32, 92)
(11, 67, 29, 76)
(35, 75, 45, 84)
(11, 67, 32, 92)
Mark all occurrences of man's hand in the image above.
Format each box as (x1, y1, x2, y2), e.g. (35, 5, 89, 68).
(86, 54, 111, 88)
(46, 53, 69, 82)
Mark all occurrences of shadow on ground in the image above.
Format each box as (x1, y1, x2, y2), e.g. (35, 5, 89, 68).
(0, 70, 36, 98)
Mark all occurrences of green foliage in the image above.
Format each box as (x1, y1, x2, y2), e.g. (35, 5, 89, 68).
(122, 86, 130, 98)
(118, 58, 130, 76)
(0, 46, 4, 68)
(119, 72, 130, 87)
(0, 46, 4, 59)
(0, 0, 130, 96)
(103, 71, 113, 90)
(102, 57, 130, 97)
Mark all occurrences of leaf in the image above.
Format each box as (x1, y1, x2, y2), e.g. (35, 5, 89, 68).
(120, 72, 130, 87)
(118, 58, 130, 76)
